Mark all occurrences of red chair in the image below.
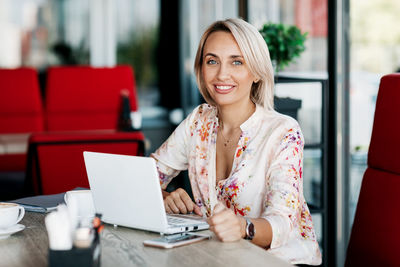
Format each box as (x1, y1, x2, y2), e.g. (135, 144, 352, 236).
(25, 65, 145, 195)
(345, 73, 400, 266)
(44, 65, 139, 131)
(0, 68, 44, 172)
(26, 131, 144, 195)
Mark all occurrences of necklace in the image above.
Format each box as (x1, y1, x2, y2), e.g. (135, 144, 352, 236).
(217, 104, 254, 147)
(219, 125, 241, 147)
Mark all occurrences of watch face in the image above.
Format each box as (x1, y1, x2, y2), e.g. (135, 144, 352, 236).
(248, 222, 255, 238)
(245, 219, 255, 240)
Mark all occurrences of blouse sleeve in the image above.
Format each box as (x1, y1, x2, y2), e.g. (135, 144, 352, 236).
(261, 126, 305, 249)
(150, 108, 195, 190)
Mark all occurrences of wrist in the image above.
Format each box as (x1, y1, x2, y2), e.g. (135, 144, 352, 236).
(240, 217, 247, 239)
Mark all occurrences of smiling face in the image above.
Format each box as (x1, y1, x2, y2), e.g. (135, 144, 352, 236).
(201, 31, 257, 108)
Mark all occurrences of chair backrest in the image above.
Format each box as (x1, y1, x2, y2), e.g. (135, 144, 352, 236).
(45, 65, 138, 131)
(27, 131, 145, 195)
(0, 68, 44, 133)
(345, 73, 400, 266)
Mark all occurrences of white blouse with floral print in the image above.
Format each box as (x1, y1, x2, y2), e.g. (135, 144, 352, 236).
(151, 104, 322, 265)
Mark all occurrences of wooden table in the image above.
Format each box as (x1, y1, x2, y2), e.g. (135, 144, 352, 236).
(0, 212, 293, 267)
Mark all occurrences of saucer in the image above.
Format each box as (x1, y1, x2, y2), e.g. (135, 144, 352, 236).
(0, 224, 25, 240)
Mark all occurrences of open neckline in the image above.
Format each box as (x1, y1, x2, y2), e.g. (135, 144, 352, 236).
(215, 128, 243, 187)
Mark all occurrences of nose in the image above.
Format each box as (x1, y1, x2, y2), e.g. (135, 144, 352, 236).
(216, 62, 230, 81)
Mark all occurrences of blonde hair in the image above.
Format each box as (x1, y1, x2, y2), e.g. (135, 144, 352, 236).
(194, 18, 274, 110)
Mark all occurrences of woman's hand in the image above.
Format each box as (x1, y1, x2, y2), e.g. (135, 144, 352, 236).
(207, 202, 246, 242)
(163, 188, 202, 216)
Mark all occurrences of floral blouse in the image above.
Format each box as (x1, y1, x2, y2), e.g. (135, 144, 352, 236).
(151, 104, 322, 265)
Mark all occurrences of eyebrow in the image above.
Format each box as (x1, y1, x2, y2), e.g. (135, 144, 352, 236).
(203, 53, 243, 59)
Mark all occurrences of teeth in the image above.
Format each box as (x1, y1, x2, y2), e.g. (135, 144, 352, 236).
(216, 86, 233, 90)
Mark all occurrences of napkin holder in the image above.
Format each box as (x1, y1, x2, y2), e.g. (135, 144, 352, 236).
(48, 235, 100, 267)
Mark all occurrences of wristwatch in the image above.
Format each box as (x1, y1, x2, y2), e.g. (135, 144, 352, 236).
(244, 218, 255, 240)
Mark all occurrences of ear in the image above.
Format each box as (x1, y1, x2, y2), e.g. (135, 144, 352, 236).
(254, 79, 260, 83)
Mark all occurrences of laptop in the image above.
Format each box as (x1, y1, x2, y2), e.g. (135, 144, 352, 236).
(83, 151, 209, 234)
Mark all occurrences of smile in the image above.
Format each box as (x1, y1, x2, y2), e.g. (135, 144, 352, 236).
(214, 85, 235, 94)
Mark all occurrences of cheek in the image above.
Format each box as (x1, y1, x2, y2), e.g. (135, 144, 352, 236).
(202, 69, 216, 91)
(202, 67, 214, 82)
(239, 73, 256, 87)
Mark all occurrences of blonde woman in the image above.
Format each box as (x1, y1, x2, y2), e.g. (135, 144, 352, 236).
(151, 18, 322, 265)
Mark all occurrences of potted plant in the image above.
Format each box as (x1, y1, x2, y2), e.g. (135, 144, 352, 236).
(259, 23, 307, 120)
(259, 23, 307, 74)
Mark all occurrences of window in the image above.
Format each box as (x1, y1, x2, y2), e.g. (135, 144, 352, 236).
(0, 0, 90, 69)
(249, 0, 328, 74)
(349, 0, 400, 230)
(115, 0, 160, 108)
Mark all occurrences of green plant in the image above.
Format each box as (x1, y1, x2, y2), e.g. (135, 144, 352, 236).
(259, 23, 307, 73)
(117, 26, 158, 88)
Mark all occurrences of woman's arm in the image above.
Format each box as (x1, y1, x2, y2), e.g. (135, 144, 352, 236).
(261, 126, 305, 248)
(207, 203, 272, 247)
(152, 105, 206, 216)
(248, 218, 273, 248)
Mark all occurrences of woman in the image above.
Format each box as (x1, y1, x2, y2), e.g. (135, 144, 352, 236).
(151, 18, 322, 265)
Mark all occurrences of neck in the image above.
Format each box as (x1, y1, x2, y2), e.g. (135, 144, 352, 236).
(218, 100, 256, 131)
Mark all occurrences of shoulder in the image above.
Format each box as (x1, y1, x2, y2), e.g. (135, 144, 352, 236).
(260, 109, 301, 134)
(175, 104, 217, 138)
(191, 103, 216, 118)
(268, 111, 304, 149)
(185, 103, 217, 124)
(254, 109, 304, 150)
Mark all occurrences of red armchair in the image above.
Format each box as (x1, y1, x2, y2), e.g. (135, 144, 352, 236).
(345, 74, 400, 266)
(45, 65, 138, 131)
(0, 68, 44, 172)
(26, 65, 145, 195)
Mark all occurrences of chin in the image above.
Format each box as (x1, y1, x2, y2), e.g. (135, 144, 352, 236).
(213, 99, 240, 107)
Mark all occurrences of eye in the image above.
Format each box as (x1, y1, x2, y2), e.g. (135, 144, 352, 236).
(233, 60, 243, 65)
(206, 59, 217, 65)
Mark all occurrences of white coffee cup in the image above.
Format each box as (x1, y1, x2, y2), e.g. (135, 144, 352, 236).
(0, 203, 25, 229)
(64, 190, 95, 219)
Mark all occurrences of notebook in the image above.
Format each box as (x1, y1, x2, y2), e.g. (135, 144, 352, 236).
(83, 151, 209, 234)
(9, 193, 64, 213)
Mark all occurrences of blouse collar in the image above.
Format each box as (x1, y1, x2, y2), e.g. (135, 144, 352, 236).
(240, 104, 264, 131)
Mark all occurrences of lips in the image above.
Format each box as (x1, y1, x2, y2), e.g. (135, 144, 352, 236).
(214, 85, 235, 94)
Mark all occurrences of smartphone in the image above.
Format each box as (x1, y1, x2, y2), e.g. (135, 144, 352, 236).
(143, 233, 210, 249)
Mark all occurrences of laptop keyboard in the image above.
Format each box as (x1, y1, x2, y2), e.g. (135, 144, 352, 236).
(166, 214, 206, 226)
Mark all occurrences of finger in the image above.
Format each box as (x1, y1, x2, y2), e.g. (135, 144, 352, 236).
(208, 209, 231, 226)
(213, 225, 233, 241)
(193, 204, 203, 216)
(208, 203, 226, 224)
(178, 190, 195, 213)
(212, 217, 238, 233)
(169, 191, 188, 214)
(164, 203, 172, 214)
(165, 197, 180, 213)
(221, 221, 243, 241)
(212, 220, 242, 242)
(171, 193, 189, 214)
